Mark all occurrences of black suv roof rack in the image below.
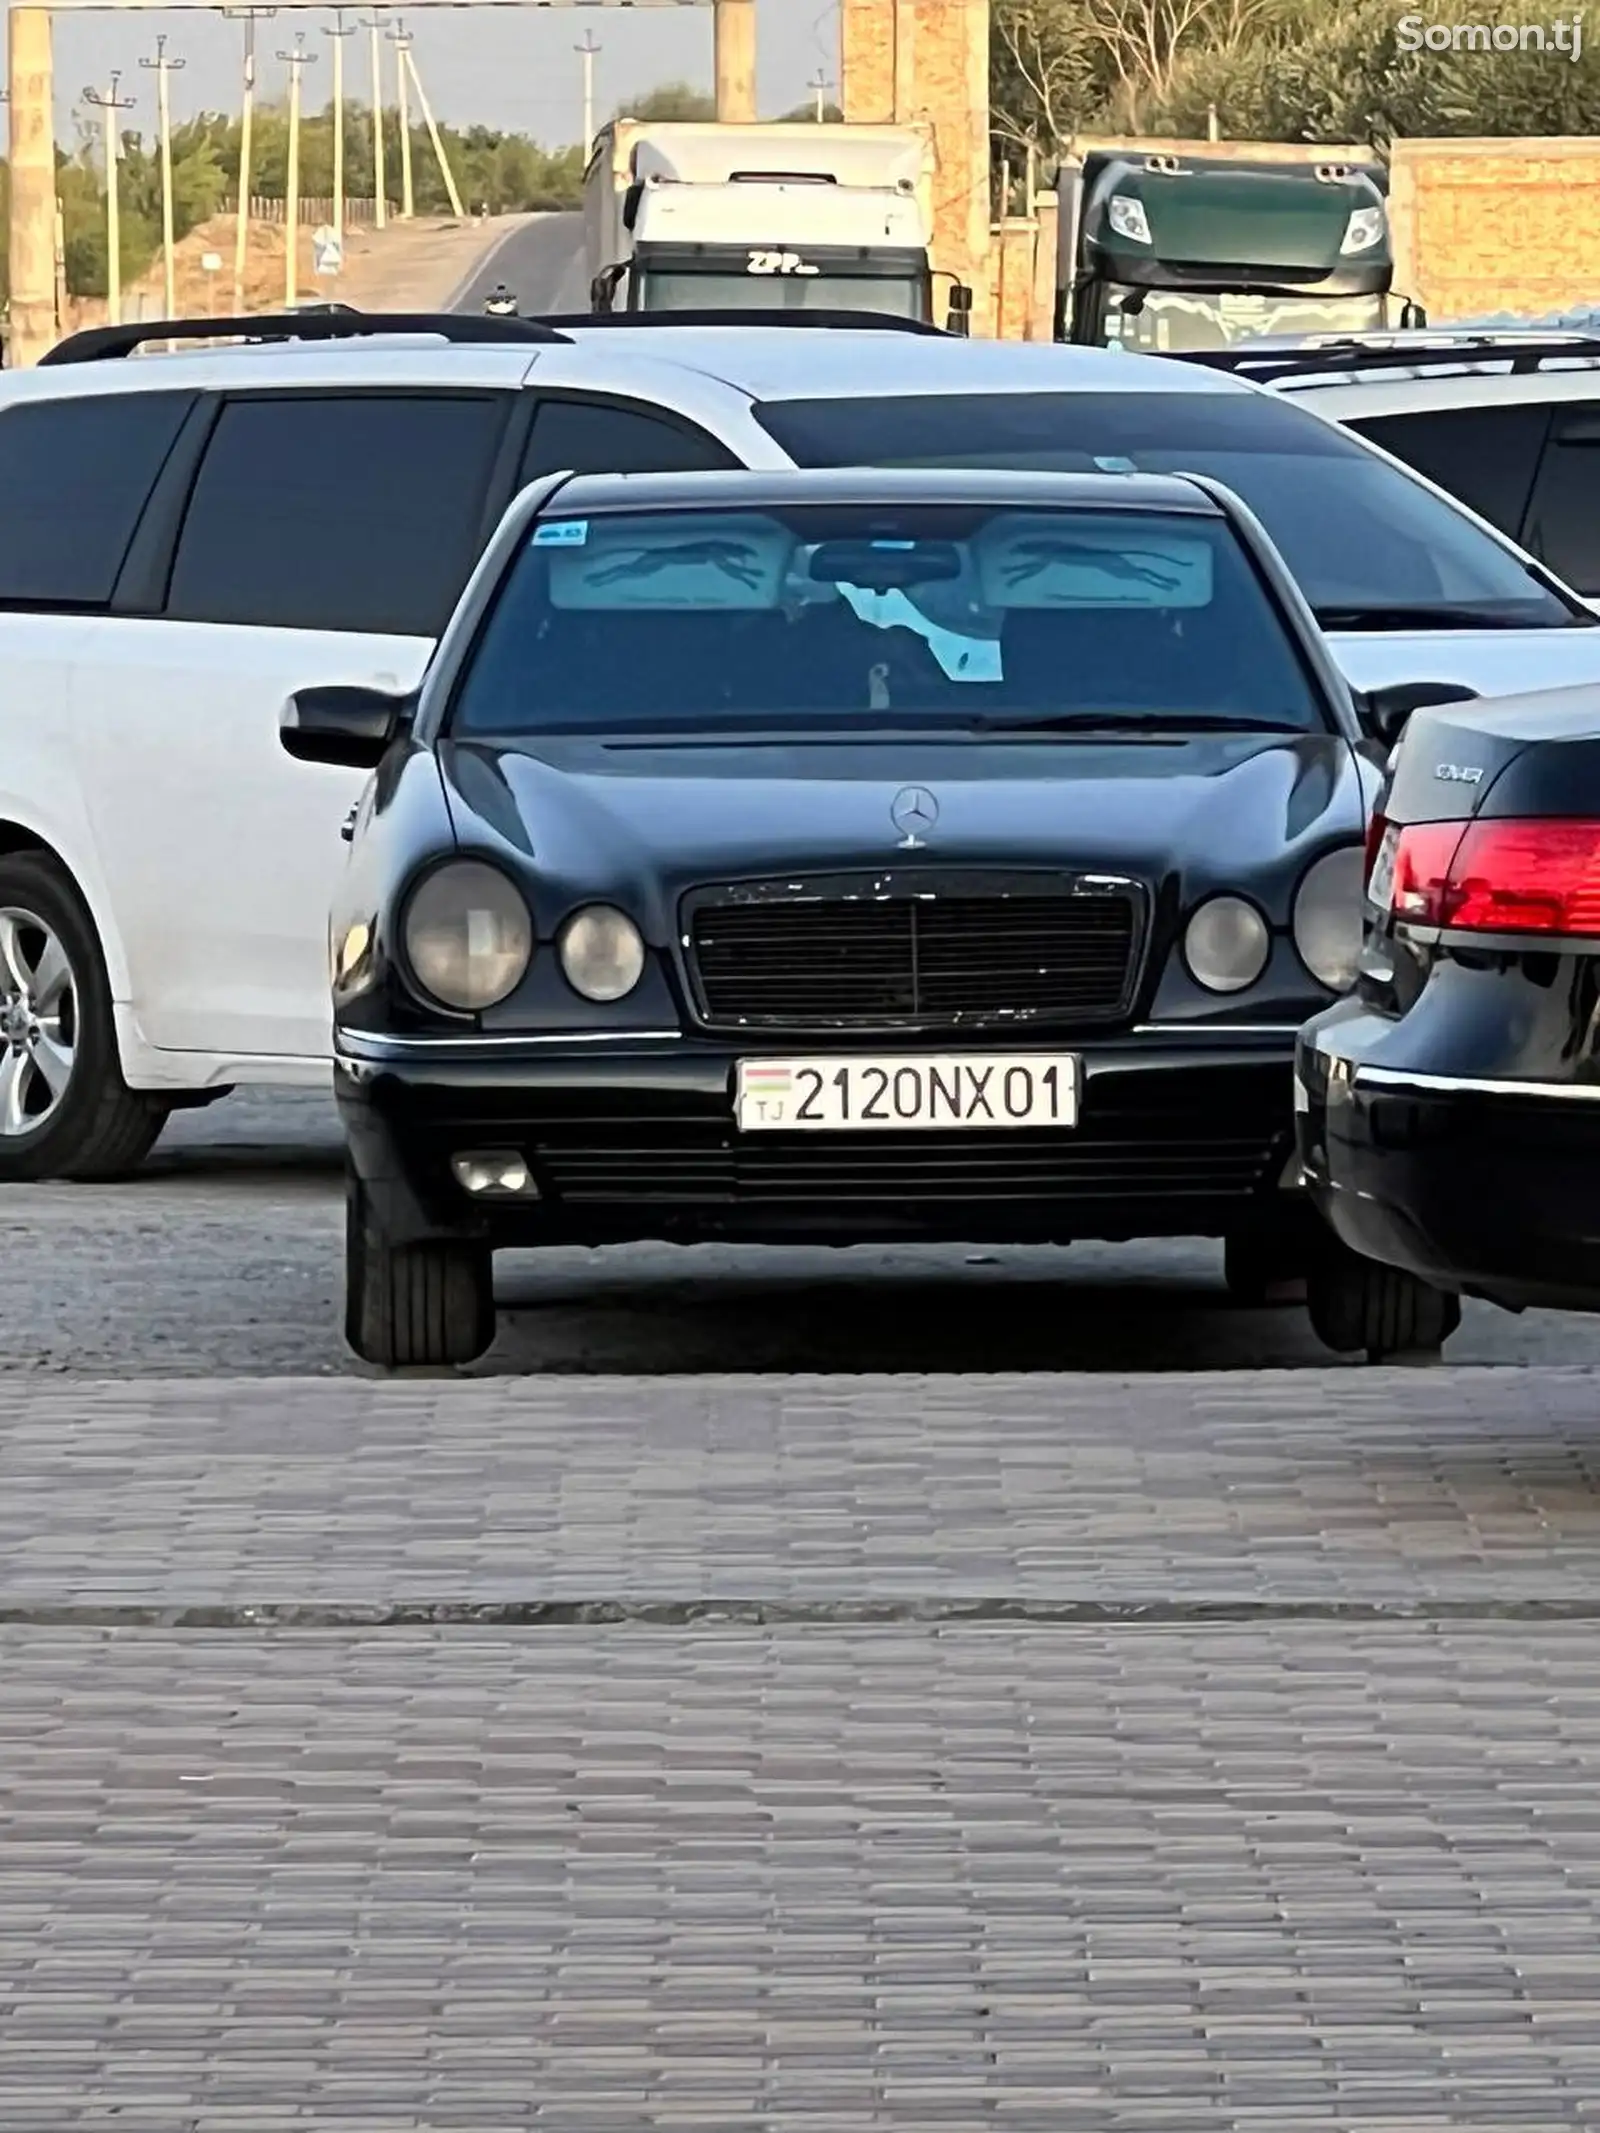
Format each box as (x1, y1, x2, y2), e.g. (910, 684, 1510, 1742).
(1169, 332, 1600, 383)
(38, 310, 573, 365)
(528, 308, 951, 335)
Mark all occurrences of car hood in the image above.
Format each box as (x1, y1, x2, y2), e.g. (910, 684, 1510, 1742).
(1326, 626, 1600, 698)
(440, 727, 1365, 939)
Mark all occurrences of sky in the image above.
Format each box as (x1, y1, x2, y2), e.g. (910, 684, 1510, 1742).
(5, 0, 839, 151)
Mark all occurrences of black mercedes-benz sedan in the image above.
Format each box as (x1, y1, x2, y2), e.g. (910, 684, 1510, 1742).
(279, 466, 1429, 1368)
(1298, 679, 1600, 1351)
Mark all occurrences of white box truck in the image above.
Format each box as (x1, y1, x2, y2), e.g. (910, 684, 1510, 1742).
(581, 119, 968, 328)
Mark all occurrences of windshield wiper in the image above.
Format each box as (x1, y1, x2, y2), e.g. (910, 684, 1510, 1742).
(973, 712, 1309, 735)
(1313, 603, 1560, 632)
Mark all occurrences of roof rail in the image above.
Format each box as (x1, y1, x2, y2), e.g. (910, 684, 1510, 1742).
(529, 307, 951, 335)
(1169, 332, 1600, 383)
(38, 310, 572, 365)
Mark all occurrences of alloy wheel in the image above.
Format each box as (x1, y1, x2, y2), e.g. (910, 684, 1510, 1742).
(0, 905, 78, 1138)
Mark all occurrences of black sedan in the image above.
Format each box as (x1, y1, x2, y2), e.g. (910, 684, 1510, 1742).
(280, 466, 1448, 1368)
(1297, 679, 1600, 1350)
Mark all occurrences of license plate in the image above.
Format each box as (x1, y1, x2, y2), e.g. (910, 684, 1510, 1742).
(1367, 821, 1399, 913)
(736, 1054, 1080, 1132)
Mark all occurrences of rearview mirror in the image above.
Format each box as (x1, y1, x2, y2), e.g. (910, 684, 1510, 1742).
(280, 684, 415, 769)
(1359, 678, 1479, 747)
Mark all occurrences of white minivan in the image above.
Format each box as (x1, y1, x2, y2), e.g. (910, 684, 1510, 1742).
(4, 310, 1600, 1179)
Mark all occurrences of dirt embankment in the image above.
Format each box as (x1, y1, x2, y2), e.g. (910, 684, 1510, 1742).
(61, 211, 521, 330)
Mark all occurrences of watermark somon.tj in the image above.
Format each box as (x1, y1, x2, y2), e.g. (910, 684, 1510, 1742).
(1398, 11, 1585, 57)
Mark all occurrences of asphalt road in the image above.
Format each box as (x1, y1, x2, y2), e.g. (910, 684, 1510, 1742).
(8, 1087, 1600, 1378)
(450, 210, 588, 315)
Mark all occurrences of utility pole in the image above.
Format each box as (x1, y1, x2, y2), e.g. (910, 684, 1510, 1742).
(223, 7, 276, 316)
(140, 36, 185, 322)
(809, 67, 832, 122)
(82, 76, 135, 327)
(575, 28, 599, 156)
(388, 19, 415, 220)
(325, 9, 355, 250)
(277, 33, 317, 306)
(403, 42, 465, 220)
(9, 8, 59, 367)
(363, 12, 388, 230)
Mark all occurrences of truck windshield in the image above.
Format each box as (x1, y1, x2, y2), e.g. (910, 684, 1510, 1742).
(450, 502, 1328, 738)
(1103, 287, 1390, 352)
(750, 391, 1587, 629)
(637, 269, 926, 319)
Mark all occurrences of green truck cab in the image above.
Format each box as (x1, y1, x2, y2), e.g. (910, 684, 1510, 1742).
(1055, 150, 1426, 350)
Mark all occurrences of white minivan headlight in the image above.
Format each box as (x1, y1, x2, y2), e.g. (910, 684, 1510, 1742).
(559, 905, 646, 1002)
(1293, 845, 1366, 991)
(1184, 895, 1271, 993)
(403, 861, 533, 1011)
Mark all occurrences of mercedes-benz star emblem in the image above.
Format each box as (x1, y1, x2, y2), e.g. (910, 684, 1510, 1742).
(890, 786, 938, 848)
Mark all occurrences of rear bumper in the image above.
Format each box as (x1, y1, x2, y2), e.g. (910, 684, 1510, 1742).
(337, 1027, 1306, 1250)
(1297, 1004, 1600, 1309)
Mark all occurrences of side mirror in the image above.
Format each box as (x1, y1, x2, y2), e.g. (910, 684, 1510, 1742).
(280, 684, 415, 770)
(1399, 298, 1427, 329)
(621, 180, 645, 233)
(589, 263, 625, 314)
(945, 282, 973, 336)
(1359, 678, 1479, 747)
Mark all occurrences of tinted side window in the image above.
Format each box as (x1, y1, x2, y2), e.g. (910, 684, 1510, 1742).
(0, 390, 193, 606)
(1524, 407, 1600, 595)
(521, 396, 739, 480)
(165, 393, 511, 634)
(1348, 405, 1549, 539)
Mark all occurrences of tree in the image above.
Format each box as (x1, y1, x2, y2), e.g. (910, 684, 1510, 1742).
(614, 80, 717, 123)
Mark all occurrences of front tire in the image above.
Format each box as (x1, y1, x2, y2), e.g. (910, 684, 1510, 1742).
(1306, 1241, 1461, 1364)
(0, 852, 167, 1182)
(345, 1175, 495, 1368)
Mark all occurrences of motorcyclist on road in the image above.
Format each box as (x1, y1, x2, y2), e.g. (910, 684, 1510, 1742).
(483, 284, 519, 318)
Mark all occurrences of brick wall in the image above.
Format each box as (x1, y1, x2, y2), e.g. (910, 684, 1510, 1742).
(1391, 137, 1600, 320)
(840, 0, 993, 326)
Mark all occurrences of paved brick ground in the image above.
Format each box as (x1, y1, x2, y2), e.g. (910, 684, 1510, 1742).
(3, 1371, 1600, 1611)
(6, 1619, 1600, 2129)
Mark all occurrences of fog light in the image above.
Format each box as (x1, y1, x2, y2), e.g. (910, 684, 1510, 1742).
(452, 1150, 536, 1197)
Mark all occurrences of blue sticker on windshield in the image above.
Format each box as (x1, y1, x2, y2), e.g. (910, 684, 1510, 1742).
(1093, 456, 1137, 475)
(534, 519, 589, 547)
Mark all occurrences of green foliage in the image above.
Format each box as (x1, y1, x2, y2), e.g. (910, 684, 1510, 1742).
(993, 0, 1600, 154)
(613, 80, 718, 123)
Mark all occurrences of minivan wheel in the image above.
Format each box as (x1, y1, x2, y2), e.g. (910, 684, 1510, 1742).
(1306, 1244, 1461, 1364)
(345, 1175, 495, 1368)
(0, 853, 168, 1182)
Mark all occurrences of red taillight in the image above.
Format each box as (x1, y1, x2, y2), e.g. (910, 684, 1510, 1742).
(1363, 808, 1389, 887)
(1384, 818, 1600, 936)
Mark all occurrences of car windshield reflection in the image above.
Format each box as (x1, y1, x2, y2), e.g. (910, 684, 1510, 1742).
(449, 501, 1329, 738)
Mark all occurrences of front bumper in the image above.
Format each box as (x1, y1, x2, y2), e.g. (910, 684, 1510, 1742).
(1297, 1001, 1600, 1310)
(337, 1025, 1307, 1250)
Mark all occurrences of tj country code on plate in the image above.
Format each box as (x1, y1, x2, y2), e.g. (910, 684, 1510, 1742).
(736, 1055, 1081, 1133)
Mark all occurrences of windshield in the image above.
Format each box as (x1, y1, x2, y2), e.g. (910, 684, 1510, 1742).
(750, 391, 1585, 630)
(450, 501, 1328, 739)
(1101, 286, 1390, 352)
(638, 269, 927, 319)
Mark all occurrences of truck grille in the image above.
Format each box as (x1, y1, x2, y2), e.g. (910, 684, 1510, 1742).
(686, 874, 1144, 1030)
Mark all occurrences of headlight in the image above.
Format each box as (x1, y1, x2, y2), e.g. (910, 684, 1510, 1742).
(402, 860, 533, 1011)
(559, 904, 646, 1002)
(1340, 204, 1385, 255)
(1108, 194, 1152, 245)
(1293, 844, 1366, 991)
(1184, 895, 1271, 993)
